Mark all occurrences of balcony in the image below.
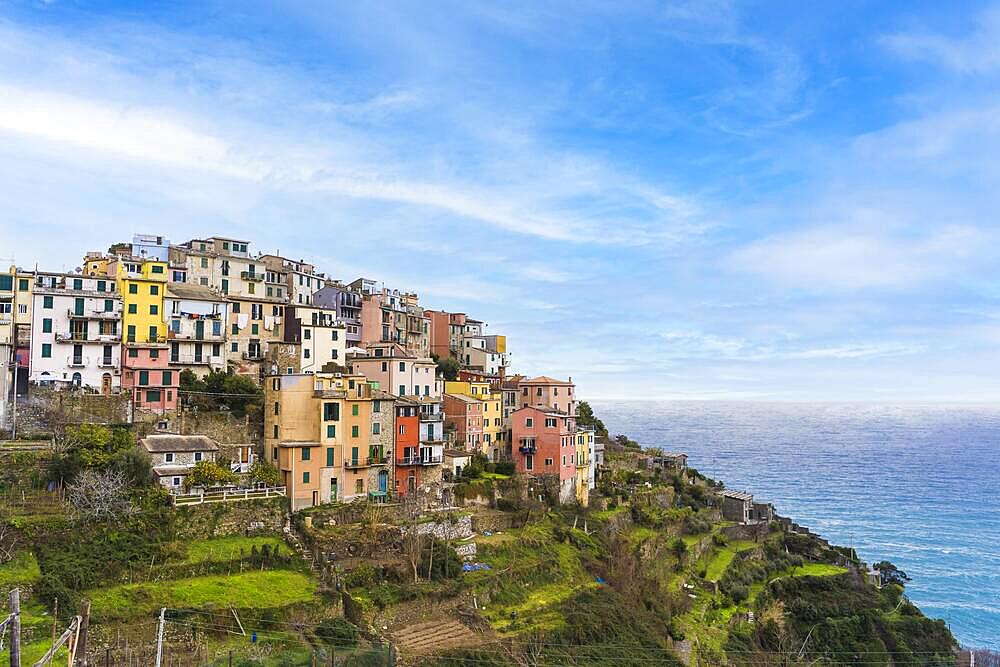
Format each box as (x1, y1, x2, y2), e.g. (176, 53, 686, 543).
(519, 443, 537, 455)
(420, 412, 445, 422)
(396, 456, 421, 466)
(66, 355, 89, 367)
(344, 455, 388, 469)
(421, 455, 443, 465)
(97, 358, 116, 368)
(169, 331, 225, 342)
(240, 271, 264, 282)
(169, 354, 215, 365)
(242, 351, 263, 361)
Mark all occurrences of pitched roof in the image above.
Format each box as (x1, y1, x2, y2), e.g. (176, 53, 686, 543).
(166, 283, 225, 301)
(521, 375, 572, 385)
(140, 434, 220, 453)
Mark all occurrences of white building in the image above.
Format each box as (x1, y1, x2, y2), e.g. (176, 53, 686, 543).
(460, 335, 509, 375)
(285, 305, 347, 373)
(140, 434, 220, 490)
(30, 272, 123, 392)
(164, 284, 229, 376)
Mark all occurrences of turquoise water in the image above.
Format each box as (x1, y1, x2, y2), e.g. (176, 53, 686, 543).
(591, 401, 1000, 649)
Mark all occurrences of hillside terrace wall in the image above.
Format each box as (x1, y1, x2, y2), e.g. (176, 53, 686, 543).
(174, 495, 287, 539)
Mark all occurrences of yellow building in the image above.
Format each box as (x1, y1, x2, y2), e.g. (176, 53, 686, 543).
(575, 429, 594, 507)
(265, 372, 392, 510)
(444, 380, 504, 459)
(111, 257, 166, 345)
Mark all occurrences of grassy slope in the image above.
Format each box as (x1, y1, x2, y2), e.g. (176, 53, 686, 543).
(89, 569, 318, 621)
(182, 535, 287, 563)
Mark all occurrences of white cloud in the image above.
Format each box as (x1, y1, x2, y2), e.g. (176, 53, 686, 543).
(730, 224, 980, 290)
(882, 6, 1000, 74)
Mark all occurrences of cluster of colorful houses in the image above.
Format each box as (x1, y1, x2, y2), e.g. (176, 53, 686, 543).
(0, 233, 602, 508)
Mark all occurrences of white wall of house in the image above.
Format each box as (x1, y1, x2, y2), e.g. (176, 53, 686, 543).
(30, 282, 122, 390)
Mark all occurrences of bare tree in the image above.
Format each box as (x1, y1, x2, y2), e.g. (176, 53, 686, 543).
(399, 494, 425, 583)
(0, 524, 18, 565)
(66, 468, 133, 520)
(975, 649, 1000, 667)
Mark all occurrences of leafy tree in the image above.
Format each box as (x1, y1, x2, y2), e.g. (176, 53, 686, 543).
(114, 447, 153, 485)
(670, 537, 688, 568)
(313, 617, 359, 647)
(873, 560, 912, 587)
(575, 401, 608, 437)
(433, 354, 461, 381)
(52, 424, 137, 480)
(180, 368, 262, 417)
(248, 459, 282, 486)
(185, 460, 239, 489)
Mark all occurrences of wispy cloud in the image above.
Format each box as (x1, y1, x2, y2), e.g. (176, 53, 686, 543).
(882, 6, 1000, 74)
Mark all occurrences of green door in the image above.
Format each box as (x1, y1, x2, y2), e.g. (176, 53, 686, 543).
(195, 320, 204, 340)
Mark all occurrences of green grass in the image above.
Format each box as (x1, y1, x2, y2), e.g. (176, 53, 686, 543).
(182, 536, 286, 564)
(0, 601, 68, 665)
(481, 472, 511, 480)
(790, 563, 848, 577)
(0, 550, 41, 588)
(703, 541, 758, 582)
(88, 570, 319, 621)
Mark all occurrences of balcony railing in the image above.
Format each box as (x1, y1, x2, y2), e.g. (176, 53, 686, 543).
(66, 355, 89, 367)
(56, 332, 121, 343)
(420, 412, 445, 422)
(97, 358, 116, 368)
(519, 443, 537, 454)
(65, 308, 121, 319)
(344, 455, 388, 469)
(396, 456, 421, 466)
(242, 351, 263, 361)
(421, 455, 443, 465)
(169, 354, 215, 365)
(240, 271, 264, 281)
(168, 331, 225, 341)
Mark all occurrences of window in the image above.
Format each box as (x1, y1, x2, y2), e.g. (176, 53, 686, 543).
(149, 304, 158, 315)
(165, 453, 174, 463)
(231, 342, 239, 352)
(172, 476, 181, 487)
(526, 455, 533, 471)
(232, 323, 239, 335)
(526, 418, 533, 428)
(303, 471, 310, 484)
(73, 278, 83, 290)
(546, 458, 554, 466)
(372, 423, 381, 435)
(149, 326, 158, 341)
(273, 424, 279, 438)
(373, 400, 381, 413)
(355, 479, 364, 494)
(301, 447, 311, 461)
(201, 257, 209, 268)
(248, 282, 255, 294)
(326, 425, 336, 438)
(128, 284, 138, 294)
(304, 349, 310, 359)
(96, 280, 106, 292)
(381, 361, 388, 372)
(251, 324, 259, 335)
(545, 418, 557, 428)
(194, 452, 203, 462)
(43, 296, 53, 309)
(41, 343, 51, 358)
(221, 279, 229, 294)
(146, 390, 161, 403)
(323, 402, 339, 421)
(352, 404, 359, 416)
(303, 329, 311, 340)
(399, 362, 405, 371)
(151, 265, 164, 274)
(398, 424, 406, 435)
(331, 330, 338, 341)
(232, 302, 240, 313)
(18, 278, 28, 291)
(162, 371, 172, 385)
(139, 371, 149, 386)
(351, 425, 359, 438)
(128, 348, 138, 358)
(326, 447, 334, 466)
(42, 318, 52, 333)
(398, 385, 405, 396)
(105, 299, 114, 312)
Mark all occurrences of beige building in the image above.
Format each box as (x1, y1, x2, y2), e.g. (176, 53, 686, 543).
(265, 372, 394, 510)
(348, 342, 439, 398)
(141, 434, 220, 491)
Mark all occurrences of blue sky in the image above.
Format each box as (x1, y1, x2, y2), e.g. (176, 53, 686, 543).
(2, 1, 1000, 400)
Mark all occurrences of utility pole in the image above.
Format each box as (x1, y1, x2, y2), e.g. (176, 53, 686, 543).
(75, 600, 90, 667)
(154, 608, 165, 667)
(7, 588, 20, 667)
(9, 363, 18, 441)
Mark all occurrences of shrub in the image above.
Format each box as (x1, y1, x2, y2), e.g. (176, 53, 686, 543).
(344, 564, 377, 588)
(314, 617, 359, 647)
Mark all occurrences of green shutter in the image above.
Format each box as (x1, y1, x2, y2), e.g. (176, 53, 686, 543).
(41, 343, 51, 358)
(139, 370, 149, 386)
(162, 371, 172, 385)
(43, 296, 53, 309)
(351, 425, 359, 438)
(42, 318, 52, 333)
(326, 425, 336, 438)
(326, 448, 334, 466)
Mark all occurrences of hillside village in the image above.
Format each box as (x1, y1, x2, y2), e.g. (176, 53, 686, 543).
(0, 233, 962, 665)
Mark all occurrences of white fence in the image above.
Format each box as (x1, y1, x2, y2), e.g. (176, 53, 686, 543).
(171, 486, 286, 506)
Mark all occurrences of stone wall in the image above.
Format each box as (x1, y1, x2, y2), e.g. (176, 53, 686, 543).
(173, 496, 288, 539)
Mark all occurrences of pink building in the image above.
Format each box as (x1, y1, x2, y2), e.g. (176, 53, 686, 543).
(443, 393, 483, 452)
(122, 346, 179, 413)
(510, 406, 576, 503)
(517, 376, 576, 415)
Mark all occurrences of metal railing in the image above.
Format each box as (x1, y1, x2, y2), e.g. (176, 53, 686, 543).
(56, 332, 121, 343)
(171, 486, 286, 506)
(66, 355, 89, 367)
(240, 271, 264, 281)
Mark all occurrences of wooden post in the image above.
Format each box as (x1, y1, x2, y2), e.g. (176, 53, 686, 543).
(154, 608, 165, 667)
(75, 600, 90, 666)
(10, 588, 20, 667)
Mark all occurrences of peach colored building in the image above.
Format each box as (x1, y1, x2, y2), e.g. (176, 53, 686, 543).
(510, 406, 577, 503)
(443, 393, 484, 452)
(517, 375, 577, 415)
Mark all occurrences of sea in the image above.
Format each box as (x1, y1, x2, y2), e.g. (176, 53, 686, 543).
(591, 401, 1000, 649)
